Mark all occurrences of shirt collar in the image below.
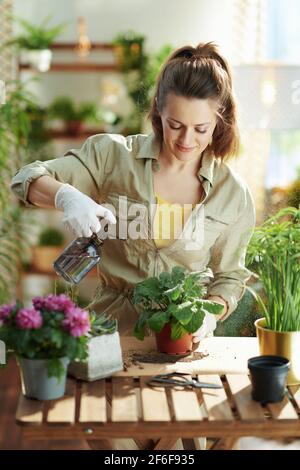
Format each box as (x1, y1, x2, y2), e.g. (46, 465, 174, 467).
(136, 132, 215, 186)
(135, 132, 160, 160)
(197, 149, 215, 187)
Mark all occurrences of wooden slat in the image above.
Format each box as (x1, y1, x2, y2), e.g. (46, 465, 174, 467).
(46, 380, 76, 424)
(170, 376, 203, 421)
(226, 374, 266, 420)
(288, 385, 300, 409)
(140, 377, 171, 422)
(15, 394, 43, 424)
(198, 375, 234, 421)
(79, 380, 107, 423)
(267, 395, 299, 420)
(111, 377, 138, 422)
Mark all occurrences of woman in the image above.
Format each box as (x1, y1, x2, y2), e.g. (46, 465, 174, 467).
(11, 42, 255, 340)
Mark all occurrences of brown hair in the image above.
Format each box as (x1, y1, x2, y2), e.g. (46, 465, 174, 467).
(148, 42, 240, 160)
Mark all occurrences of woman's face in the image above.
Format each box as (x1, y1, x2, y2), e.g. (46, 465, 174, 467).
(158, 93, 218, 163)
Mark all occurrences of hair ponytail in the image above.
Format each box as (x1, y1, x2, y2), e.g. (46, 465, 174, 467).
(148, 42, 239, 159)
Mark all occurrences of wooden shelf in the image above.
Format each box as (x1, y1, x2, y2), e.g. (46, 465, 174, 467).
(51, 42, 115, 51)
(19, 63, 119, 72)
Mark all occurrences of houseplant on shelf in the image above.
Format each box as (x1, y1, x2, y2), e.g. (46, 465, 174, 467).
(49, 96, 100, 136)
(32, 227, 65, 273)
(246, 206, 300, 384)
(5, 16, 66, 72)
(132, 266, 223, 354)
(68, 312, 123, 381)
(0, 294, 90, 399)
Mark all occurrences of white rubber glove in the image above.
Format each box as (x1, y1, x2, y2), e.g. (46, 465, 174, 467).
(192, 312, 217, 344)
(55, 183, 116, 237)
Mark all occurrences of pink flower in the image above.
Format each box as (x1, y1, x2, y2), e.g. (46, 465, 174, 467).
(15, 308, 43, 329)
(33, 294, 75, 313)
(0, 303, 16, 324)
(63, 307, 90, 337)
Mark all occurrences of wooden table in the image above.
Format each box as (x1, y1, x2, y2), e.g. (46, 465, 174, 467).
(15, 337, 300, 450)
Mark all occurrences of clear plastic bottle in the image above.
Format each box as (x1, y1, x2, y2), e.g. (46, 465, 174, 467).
(53, 221, 108, 284)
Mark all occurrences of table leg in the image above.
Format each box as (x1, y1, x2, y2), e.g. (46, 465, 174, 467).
(182, 438, 207, 450)
(152, 438, 179, 450)
(210, 438, 239, 450)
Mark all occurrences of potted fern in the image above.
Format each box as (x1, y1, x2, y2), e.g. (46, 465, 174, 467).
(49, 96, 100, 135)
(132, 266, 223, 354)
(6, 16, 65, 72)
(68, 313, 123, 381)
(246, 206, 300, 384)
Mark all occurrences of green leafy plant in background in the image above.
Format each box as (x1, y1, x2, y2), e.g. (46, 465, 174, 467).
(25, 103, 54, 162)
(5, 15, 66, 50)
(49, 96, 101, 134)
(0, 81, 36, 304)
(38, 227, 65, 247)
(246, 206, 300, 332)
(132, 266, 223, 341)
(286, 167, 300, 209)
(113, 31, 172, 134)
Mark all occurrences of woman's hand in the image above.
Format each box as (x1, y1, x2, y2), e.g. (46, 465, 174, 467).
(55, 183, 116, 237)
(192, 295, 228, 344)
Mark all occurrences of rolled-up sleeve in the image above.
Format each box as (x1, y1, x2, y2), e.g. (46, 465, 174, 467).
(10, 134, 109, 207)
(207, 186, 256, 320)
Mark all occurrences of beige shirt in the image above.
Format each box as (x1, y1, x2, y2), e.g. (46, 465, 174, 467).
(11, 132, 255, 333)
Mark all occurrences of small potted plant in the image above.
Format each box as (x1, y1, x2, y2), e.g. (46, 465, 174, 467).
(49, 96, 100, 135)
(246, 206, 300, 385)
(68, 312, 123, 381)
(6, 16, 66, 72)
(32, 227, 65, 273)
(132, 266, 224, 354)
(0, 294, 90, 400)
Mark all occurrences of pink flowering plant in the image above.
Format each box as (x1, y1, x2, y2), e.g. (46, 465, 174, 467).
(0, 294, 90, 379)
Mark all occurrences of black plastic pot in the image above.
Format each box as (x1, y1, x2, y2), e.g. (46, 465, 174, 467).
(248, 355, 290, 404)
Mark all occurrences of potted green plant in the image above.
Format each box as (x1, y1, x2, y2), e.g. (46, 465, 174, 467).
(6, 16, 66, 72)
(49, 96, 100, 135)
(32, 227, 65, 272)
(246, 206, 300, 385)
(0, 294, 89, 400)
(132, 266, 224, 354)
(68, 313, 123, 381)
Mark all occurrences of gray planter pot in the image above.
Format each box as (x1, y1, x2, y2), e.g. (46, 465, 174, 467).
(18, 357, 69, 400)
(68, 332, 123, 381)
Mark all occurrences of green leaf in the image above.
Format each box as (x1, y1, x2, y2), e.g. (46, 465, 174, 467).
(199, 300, 224, 315)
(171, 266, 186, 285)
(168, 302, 193, 325)
(147, 310, 169, 333)
(170, 319, 188, 340)
(184, 311, 205, 333)
(132, 277, 160, 304)
(47, 358, 66, 381)
(133, 310, 153, 340)
(164, 285, 182, 302)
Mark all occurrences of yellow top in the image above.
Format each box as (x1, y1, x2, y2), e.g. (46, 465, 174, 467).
(153, 194, 196, 249)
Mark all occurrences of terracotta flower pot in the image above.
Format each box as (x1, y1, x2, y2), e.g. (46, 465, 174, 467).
(32, 246, 63, 272)
(65, 121, 83, 136)
(155, 323, 193, 355)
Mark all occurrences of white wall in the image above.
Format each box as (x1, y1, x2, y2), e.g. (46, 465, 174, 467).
(14, 0, 235, 55)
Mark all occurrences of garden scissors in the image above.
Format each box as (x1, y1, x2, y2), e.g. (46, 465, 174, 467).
(147, 372, 222, 389)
